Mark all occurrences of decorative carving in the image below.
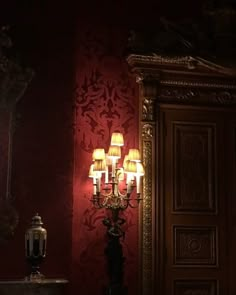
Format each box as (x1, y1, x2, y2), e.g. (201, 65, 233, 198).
(142, 124, 154, 139)
(161, 88, 198, 101)
(127, 54, 196, 68)
(174, 226, 218, 266)
(173, 123, 216, 213)
(215, 91, 236, 104)
(174, 280, 218, 295)
(142, 139, 153, 295)
(160, 80, 236, 90)
(159, 87, 236, 105)
(142, 98, 156, 121)
(127, 54, 236, 76)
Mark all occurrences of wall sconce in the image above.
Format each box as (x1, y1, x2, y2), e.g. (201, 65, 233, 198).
(25, 213, 47, 281)
(89, 132, 144, 295)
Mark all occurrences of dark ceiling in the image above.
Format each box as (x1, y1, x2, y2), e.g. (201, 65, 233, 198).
(0, 0, 235, 67)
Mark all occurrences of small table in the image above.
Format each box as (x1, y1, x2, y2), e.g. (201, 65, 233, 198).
(0, 279, 68, 295)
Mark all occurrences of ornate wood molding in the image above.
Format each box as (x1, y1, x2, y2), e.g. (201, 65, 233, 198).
(127, 52, 236, 295)
(127, 54, 236, 76)
(138, 76, 158, 295)
(158, 87, 236, 105)
(160, 80, 236, 90)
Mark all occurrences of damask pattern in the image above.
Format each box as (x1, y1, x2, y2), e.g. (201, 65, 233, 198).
(73, 25, 139, 295)
(74, 27, 138, 153)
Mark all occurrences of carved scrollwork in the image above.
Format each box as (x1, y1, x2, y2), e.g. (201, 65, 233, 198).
(215, 91, 236, 104)
(127, 54, 194, 68)
(142, 124, 154, 139)
(160, 79, 236, 90)
(159, 88, 198, 101)
(159, 87, 236, 105)
(142, 98, 156, 121)
(142, 139, 153, 295)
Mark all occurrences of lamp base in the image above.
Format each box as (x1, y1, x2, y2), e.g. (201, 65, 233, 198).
(25, 272, 45, 282)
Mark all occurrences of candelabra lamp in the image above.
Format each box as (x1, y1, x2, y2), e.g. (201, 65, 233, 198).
(89, 132, 144, 295)
(25, 213, 47, 281)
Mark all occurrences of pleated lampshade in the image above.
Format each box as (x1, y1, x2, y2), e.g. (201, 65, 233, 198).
(108, 146, 121, 159)
(92, 148, 106, 161)
(93, 159, 106, 173)
(128, 149, 141, 162)
(124, 160, 137, 174)
(110, 133, 124, 146)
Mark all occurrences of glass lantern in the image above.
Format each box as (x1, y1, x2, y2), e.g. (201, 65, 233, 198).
(25, 213, 47, 281)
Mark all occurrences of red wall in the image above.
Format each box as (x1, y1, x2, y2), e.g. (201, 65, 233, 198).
(72, 23, 139, 295)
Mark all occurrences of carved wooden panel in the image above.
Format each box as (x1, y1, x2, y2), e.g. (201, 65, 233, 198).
(174, 226, 218, 266)
(174, 280, 218, 295)
(173, 122, 216, 213)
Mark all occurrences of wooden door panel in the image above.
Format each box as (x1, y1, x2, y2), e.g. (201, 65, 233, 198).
(161, 107, 227, 295)
(174, 280, 218, 295)
(172, 122, 217, 214)
(173, 225, 218, 266)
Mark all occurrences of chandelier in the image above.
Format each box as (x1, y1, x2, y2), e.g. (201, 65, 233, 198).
(89, 132, 144, 211)
(88, 132, 144, 295)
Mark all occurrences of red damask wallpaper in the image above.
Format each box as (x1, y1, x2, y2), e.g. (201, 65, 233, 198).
(72, 24, 139, 295)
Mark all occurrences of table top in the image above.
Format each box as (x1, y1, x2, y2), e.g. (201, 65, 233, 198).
(0, 279, 68, 285)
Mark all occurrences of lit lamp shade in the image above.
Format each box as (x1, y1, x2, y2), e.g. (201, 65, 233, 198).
(124, 160, 137, 174)
(93, 159, 106, 173)
(92, 149, 106, 161)
(128, 149, 141, 162)
(108, 146, 121, 159)
(136, 162, 145, 176)
(111, 133, 124, 146)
